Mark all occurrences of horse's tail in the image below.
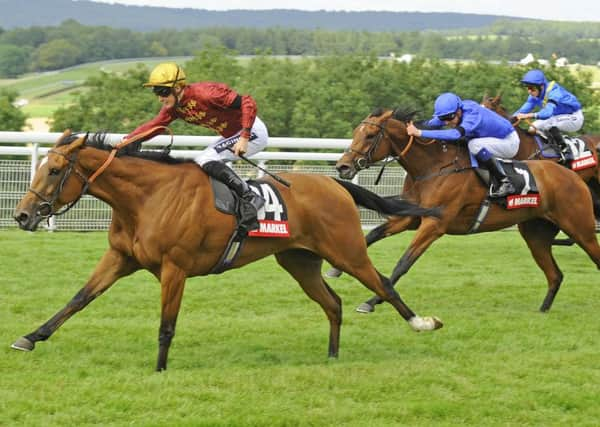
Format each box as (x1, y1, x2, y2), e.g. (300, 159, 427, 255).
(334, 179, 441, 218)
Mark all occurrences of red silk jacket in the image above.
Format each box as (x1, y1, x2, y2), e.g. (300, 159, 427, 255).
(126, 82, 258, 141)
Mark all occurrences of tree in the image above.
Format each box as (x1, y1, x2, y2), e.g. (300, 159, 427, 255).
(0, 89, 27, 131)
(0, 44, 30, 77)
(32, 38, 81, 71)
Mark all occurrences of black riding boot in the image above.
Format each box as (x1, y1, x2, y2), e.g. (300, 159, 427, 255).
(548, 126, 567, 161)
(202, 161, 265, 231)
(479, 157, 516, 198)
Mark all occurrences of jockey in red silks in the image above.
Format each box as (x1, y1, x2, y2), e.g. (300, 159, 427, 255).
(125, 63, 268, 232)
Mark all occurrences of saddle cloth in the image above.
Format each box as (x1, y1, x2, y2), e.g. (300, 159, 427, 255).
(211, 178, 290, 237)
(471, 157, 540, 209)
(535, 135, 597, 171)
(208, 178, 291, 274)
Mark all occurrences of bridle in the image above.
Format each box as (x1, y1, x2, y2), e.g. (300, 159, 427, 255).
(348, 118, 422, 171)
(346, 119, 391, 170)
(27, 149, 90, 219)
(27, 126, 172, 220)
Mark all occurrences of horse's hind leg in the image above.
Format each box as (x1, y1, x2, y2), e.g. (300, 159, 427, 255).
(332, 242, 443, 332)
(275, 249, 342, 357)
(11, 249, 138, 352)
(325, 216, 418, 278)
(553, 181, 600, 246)
(518, 220, 564, 312)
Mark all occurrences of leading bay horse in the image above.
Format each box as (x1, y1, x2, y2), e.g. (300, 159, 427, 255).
(11, 130, 442, 371)
(336, 108, 600, 315)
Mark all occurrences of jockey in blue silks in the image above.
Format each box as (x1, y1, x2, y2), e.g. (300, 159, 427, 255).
(406, 92, 520, 198)
(514, 69, 583, 153)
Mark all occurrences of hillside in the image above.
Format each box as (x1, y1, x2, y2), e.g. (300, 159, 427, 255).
(0, 0, 523, 32)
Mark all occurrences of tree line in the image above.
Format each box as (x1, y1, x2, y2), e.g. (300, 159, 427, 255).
(43, 50, 599, 138)
(1, 20, 600, 78)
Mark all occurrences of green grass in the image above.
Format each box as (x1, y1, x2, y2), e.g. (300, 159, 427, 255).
(1, 229, 600, 425)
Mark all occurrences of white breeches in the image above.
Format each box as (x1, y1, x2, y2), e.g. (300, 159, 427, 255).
(468, 130, 520, 159)
(532, 110, 584, 133)
(194, 117, 269, 166)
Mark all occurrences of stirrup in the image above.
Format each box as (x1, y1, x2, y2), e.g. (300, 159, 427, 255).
(489, 181, 515, 198)
(243, 191, 265, 211)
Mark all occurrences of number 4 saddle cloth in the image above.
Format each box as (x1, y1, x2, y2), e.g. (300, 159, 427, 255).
(208, 178, 290, 274)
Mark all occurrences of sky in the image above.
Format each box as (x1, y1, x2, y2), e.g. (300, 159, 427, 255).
(90, 0, 600, 22)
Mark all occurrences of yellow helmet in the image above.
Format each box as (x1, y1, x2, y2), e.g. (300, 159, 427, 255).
(143, 63, 186, 88)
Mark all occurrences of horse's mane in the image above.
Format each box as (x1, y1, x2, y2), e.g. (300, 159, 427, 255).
(58, 132, 190, 164)
(369, 107, 435, 130)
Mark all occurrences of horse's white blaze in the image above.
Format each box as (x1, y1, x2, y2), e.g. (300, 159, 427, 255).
(409, 316, 437, 331)
(39, 157, 48, 168)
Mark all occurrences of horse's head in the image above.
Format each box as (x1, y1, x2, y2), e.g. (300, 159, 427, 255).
(14, 130, 89, 231)
(481, 93, 509, 118)
(336, 108, 415, 180)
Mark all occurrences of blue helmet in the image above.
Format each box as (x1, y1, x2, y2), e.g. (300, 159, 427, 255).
(434, 93, 463, 118)
(521, 69, 547, 86)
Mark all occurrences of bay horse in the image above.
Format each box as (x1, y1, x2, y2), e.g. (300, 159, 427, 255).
(325, 101, 600, 280)
(482, 94, 600, 245)
(11, 130, 443, 371)
(335, 108, 600, 314)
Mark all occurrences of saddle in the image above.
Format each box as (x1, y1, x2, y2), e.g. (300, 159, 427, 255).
(473, 159, 540, 209)
(208, 178, 290, 274)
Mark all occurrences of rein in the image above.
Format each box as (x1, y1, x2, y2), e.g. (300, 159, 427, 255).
(29, 126, 172, 219)
(351, 116, 469, 183)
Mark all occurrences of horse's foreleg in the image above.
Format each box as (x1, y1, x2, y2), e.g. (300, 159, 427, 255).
(325, 216, 418, 278)
(358, 218, 444, 314)
(156, 261, 187, 371)
(12, 249, 138, 352)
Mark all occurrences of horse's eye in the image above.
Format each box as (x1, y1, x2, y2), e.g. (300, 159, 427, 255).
(49, 168, 60, 176)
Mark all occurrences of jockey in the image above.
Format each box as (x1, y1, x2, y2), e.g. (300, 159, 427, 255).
(124, 63, 268, 232)
(407, 92, 520, 198)
(514, 69, 583, 153)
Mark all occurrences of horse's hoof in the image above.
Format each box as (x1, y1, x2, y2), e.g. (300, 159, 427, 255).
(409, 316, 443, 331)
(11, 337, 34, 352)
(356, 303, 374, 313)
(325, 267, 343, 278)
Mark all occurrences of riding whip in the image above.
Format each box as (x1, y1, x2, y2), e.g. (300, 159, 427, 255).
(227, 148, 291, 187)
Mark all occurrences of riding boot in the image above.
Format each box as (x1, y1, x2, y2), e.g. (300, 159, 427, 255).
(548, 126, 567, 162)
(477, 155, 516, 198)
(201, 161, 265, 231)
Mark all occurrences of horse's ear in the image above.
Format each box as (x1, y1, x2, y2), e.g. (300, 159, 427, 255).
(481, 92, 488, 103)
(55, 129, 72, 147)
(65, 132, 88, 154)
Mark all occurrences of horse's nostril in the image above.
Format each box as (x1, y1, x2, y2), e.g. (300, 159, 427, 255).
(14, 211, 29, 225)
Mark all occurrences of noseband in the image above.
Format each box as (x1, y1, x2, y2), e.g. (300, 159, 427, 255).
(27, 149, 89, 219)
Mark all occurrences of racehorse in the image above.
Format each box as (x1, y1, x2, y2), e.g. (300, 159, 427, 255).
(481, 94, 600, 188)
(325, 100, 600, 279)
(335, 108, 600, 314)
(482, 94, 600, 245)
(11, 130, 443, 371)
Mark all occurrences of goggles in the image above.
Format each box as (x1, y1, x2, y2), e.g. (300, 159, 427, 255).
(525, 85, 541, 92)
(438, 112, 457, 122)
(152, 86, 172, 97)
